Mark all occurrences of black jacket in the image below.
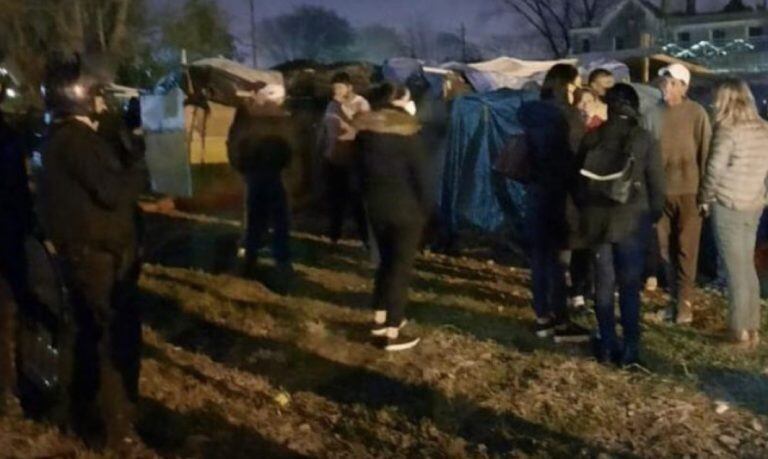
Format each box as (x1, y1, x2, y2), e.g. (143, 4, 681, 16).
(575, 113, 666, 245)
(227, 101, 294, 175)
(40, 118, 144, 256)
(518, 98, 586, 247)
(354, 107, 431, 224)
(518, 98, 585, 191)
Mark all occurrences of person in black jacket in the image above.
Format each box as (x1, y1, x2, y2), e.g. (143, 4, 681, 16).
(0, 85, 32, 414)
(518, 64, 590, 343)
(38, 55, 146, 451)
(227, 83, 295, 291)
(354, 84, 429, 352)
(575, 83, 665, 366)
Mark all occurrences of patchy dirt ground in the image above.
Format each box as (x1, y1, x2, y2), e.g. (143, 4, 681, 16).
(2, 209, 768, 458)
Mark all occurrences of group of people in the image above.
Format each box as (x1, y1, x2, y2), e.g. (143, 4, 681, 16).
(521, 62, 768, 366)
(228, 72, 430, 351)
(1, 51, 767, 454)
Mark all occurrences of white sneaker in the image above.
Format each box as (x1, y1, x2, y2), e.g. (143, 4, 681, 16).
(371, 319, 407, 337)
(571, 295, 586, 308)
(374, 310, 387, 325)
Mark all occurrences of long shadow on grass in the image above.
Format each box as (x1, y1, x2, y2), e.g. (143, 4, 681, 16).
(641, 325, 768, 417)
(140, 289, 620, 457)
(138, 398, 306, 458)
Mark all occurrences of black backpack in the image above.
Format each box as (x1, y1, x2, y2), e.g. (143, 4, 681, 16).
(578, 127, 642, 205)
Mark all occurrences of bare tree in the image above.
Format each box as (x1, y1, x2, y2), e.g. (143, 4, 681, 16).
(498, 0, 610, 58)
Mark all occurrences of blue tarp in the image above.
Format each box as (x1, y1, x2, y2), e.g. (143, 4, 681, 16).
(440, 89, 538, 239)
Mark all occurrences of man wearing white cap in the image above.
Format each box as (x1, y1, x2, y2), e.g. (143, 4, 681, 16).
(643, 63, 712, 324)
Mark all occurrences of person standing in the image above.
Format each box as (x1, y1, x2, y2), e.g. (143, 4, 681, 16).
(39, 54, 146, 451)
(576, 84, 666, 366)
(518, 63, 590, 343)
(643, 64, 712, 325)
(354, 84, 428, 351)
(699, 78, 768, 348)
(321, 72, 371, 247)
(228, 83, 295, 292)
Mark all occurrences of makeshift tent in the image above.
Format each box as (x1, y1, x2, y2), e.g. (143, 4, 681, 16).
(141, 88, 193, 196)
(441, 89, 538, 239)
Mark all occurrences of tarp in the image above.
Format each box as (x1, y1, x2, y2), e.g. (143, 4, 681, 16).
(141, 88, 192, 196)
(441, 89, 538, 238)
(449, 57, 578, 93)
(185, 58, 283, 106)
(580, 58, 631, 82)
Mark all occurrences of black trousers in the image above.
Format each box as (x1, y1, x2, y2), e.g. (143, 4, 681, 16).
(244, 173, 291, 266)
(325, 162, 368, 245)
(370, 217, 424, 327)
(59, 246, 141, 446)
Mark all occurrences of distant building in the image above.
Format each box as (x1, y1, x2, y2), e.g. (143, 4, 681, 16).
(570, 0, 768, 74)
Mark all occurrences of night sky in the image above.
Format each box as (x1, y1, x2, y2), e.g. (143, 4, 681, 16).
(152, 0, 744, 59)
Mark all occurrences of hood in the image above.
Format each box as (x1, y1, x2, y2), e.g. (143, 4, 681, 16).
(354, 108, 421, 136)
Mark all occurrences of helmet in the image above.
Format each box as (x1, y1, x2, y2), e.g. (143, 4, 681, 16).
(42, 52, 100, 118)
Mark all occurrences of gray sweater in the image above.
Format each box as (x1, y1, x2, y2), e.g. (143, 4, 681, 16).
(699, 121, 768, 211)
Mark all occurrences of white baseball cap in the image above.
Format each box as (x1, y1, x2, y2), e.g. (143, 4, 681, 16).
(658, 63, 691, 86)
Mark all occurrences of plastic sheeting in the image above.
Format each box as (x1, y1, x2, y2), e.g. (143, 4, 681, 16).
(451, 57, 578, 93)
(441, 89, 538, 238)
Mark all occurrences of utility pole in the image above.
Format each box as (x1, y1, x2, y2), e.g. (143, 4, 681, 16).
(247, 0, 258, 67)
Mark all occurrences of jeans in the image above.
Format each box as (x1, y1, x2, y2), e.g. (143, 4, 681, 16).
(712, 204, 762, 333)
(592, 218, 650, 354)
(527, 189, 569, 322)
(244, 173, 291, 265)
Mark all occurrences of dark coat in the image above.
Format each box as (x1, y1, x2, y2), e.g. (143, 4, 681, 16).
(575, 113, 666, 245)
(518, 98, 586, 247)
(40, 118, 144, 256)
(227, 102, 294, 175)
(354, 107, 431, 224)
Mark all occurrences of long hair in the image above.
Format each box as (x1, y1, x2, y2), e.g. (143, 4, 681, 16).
(713, 78, 765, 128)
(540, 63, 579, 102)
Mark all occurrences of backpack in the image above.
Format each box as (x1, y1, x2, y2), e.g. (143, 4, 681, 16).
(578, 127, 641, 205)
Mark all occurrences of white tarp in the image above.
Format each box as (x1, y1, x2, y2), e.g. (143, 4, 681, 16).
(189, 58, 283, 86)
(141, 88, 192, 197)
(453, 57, 578, 93)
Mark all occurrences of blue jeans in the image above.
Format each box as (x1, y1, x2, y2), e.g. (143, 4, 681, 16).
(592, 218, 650, 355)
(527, 189, 569, 322)
(712, 204, 762, 333)
(244, 173, 291, 265)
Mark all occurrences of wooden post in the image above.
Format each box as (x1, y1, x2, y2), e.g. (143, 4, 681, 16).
(641, 33, 652, 83)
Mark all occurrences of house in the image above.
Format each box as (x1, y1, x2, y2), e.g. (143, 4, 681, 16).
(570, 0, 768, 74)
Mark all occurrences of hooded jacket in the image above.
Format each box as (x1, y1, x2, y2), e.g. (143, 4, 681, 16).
(227, 101, 295, 175)
(575, 107, 666, 245)
(40, 118, 144, 256)
(354, 107, 430, 223)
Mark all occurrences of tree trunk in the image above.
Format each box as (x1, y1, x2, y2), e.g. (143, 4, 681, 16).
(109, 0, 131, 54)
